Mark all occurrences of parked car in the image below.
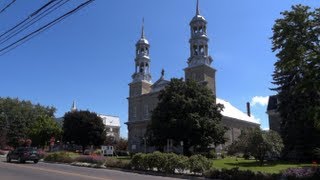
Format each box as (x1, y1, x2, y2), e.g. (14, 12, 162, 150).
(6, 147, 40, 163)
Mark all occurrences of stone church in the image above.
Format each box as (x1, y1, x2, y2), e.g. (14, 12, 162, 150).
(126, 0, 260, 153)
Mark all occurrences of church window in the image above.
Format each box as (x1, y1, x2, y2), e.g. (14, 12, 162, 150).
(199, 26, 203, 33)
(193, 45, 198, 55)
(193, 27, 197, 34)
(133, 106, 137, 118)
(192, 73, 196, 80)
(199, 45, 204, 55)
(144, 104, 149, 118)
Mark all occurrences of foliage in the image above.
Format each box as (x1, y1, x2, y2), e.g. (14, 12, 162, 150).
(44, 152, 74, 163)
(28, 115, 62, 147)
(204, 167, 279, 180)
(0, 97, 56, 147)
(313, 148, 320, 160)
(147, 78, 226, 155)
(130, 153, 147, 170)
(213, 157, 313, 174)
(228, 128, 284, 166)
(188, 154, 211, 174)
(74, 155, 106, 166)
(62, 110, 106, 152)
(271, 5, 320, 160)
(104, 157, 130, 169)
(281, 167, 320, 179)
(130, 152, 208, 174)
(115, 138, 128, 151)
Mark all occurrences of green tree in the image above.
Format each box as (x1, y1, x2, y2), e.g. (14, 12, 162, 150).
(146, 78, 226, 155)
(115, 138, 128, 151)
(228, 128, 284, 166)
(28, 115, 62, 147)
(0, 97, 56, 147)
(271, 5, 320, 160)
(63, 110, 106, 152)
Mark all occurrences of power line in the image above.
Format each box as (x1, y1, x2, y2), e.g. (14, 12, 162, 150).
(0, 0, 56, 40)
(0, 0, 16, 15)
(0, 0, 71, 45)
(0, 0, 95, 56)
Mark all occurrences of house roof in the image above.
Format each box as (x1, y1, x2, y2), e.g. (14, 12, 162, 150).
(217, 98, 260, 124)
(98, 114, 120, 127)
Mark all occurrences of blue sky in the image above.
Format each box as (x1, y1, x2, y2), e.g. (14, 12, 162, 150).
(0, 0, 318, 138)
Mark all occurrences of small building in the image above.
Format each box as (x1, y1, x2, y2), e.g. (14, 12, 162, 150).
(98, 114, 120, 142)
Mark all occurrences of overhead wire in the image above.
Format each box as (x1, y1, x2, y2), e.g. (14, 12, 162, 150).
(0, 0, 95, 56)
(0, 0, 57, 39)
(0, 0, 16, 15)
(0, 0, 71, 45)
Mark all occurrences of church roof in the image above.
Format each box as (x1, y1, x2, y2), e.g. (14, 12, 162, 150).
(98, 114, 120, 127)
(217, 98, 260, 124)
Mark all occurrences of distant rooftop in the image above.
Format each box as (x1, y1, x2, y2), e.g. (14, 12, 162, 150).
(217, 98, 260, 124)
(98, 114, 120, 127)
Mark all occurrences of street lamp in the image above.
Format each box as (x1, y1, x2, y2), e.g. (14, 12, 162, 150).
(180, 141, 184, 155)
(143, 137, 147, 153)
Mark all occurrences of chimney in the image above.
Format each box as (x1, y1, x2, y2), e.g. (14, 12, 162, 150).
(246, 102, 251, 117)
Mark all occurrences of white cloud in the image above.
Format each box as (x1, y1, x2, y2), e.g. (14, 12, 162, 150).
(250, 114, 261, 123)
(262, 127, 270, 131)
(251, 96, 269, 106)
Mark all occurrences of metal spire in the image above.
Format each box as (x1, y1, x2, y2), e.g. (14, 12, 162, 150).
(196, 0, 200, 15)
(71, 100, 77, 111)
(141, 18, 145, 39)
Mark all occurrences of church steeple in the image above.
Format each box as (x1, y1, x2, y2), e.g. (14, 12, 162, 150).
(184, 0, 216, 97)
(188, 0, 212, 67)
(132, 19, 152, 83)
(71, 100, 77, 112)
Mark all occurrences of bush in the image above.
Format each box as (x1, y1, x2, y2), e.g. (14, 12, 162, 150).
(44, 152, 73, 163)
(104, 158, 130, 169)
(204, 167, 279, 180)
(188, 154, 211, 174)
(74, 155, 106, 166)
(130, 153, 147, 170)
(145, 151, 166, 171)
(37, 149, 46, 159)
(281, 167, 320, 179)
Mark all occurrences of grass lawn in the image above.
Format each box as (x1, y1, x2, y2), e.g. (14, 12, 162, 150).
(213, 157, 313, 174)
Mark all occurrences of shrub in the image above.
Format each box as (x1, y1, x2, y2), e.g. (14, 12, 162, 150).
(74, 155, 106, 166)
(204, 167, 279, 180)
(37, 149, 46, 159)
(44, 152, 73, 163)
(281, 167, 320, 179)
(188, 154, 211, 174)
(93, 149, 102, 156)
(105, 158, 130, 169)
(145, 151, 166, 171)
(130, 153, 147, 170)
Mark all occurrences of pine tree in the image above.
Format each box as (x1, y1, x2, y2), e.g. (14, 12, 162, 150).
(271, 5, 320, 160)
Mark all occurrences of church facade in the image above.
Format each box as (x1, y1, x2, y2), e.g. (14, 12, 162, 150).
(126, 1, 260, 153)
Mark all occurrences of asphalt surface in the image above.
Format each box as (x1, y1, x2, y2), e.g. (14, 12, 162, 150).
(0, 157, 182, 180)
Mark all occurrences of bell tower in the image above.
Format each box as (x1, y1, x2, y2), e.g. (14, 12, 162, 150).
(184, 0, 216, 97)
(129, 19, 152, 97)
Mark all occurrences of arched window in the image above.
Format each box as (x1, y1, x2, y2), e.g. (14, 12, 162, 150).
(193, 45, 198, 55)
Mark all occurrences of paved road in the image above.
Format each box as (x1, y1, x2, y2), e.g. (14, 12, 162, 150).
(0, 158, 182, 180)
